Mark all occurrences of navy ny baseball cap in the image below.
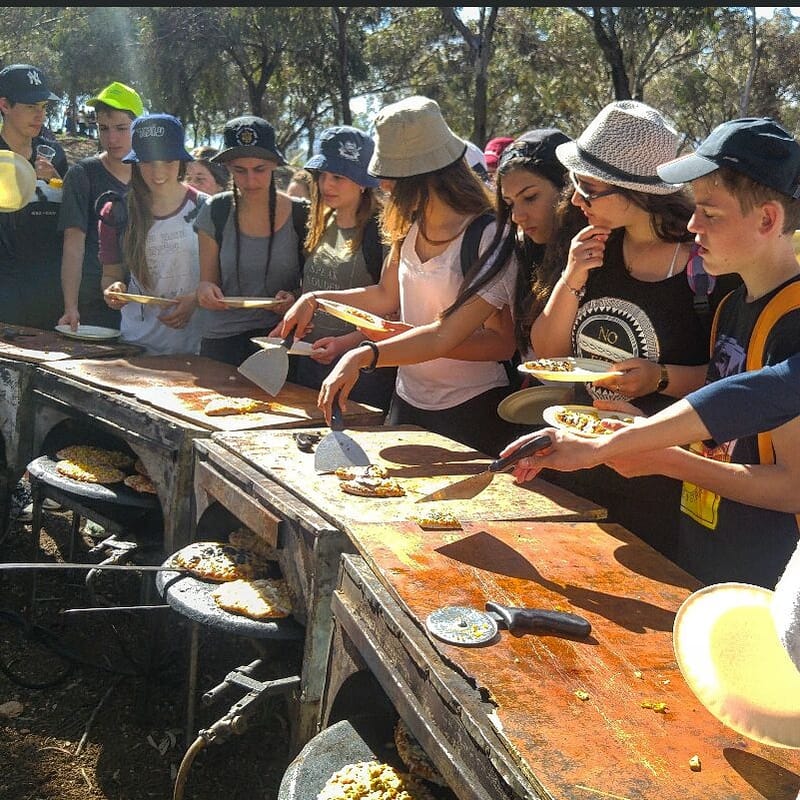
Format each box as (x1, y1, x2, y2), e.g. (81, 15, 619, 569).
(0, 64, 59, 103)
(304, 126, 379, 188)
(122, 114, 193, 163)
(657, 117, 800, 199)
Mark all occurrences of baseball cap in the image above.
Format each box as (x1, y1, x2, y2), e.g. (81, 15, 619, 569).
(122, 114, 193, 163)
(483, 136, 515, 171)
(304, 126, 379, 188)
(87, 81, 144, 118)
(0, 64, 59, 104)
(497, 129, 571, 188)
(210, 116, 286, 165)
(657, 117, 800, 199)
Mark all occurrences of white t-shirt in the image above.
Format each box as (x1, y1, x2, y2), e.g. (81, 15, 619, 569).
(119, 191, 206, 355)
(395, 219, 518, 410)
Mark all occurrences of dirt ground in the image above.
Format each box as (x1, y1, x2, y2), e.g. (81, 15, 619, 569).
(0, 510, 304, 800)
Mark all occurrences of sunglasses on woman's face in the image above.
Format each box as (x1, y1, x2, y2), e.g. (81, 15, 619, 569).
(569, 172, 622, 207)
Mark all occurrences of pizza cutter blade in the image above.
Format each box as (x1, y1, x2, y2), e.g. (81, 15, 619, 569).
(314, 395, 371, 475)
(426, 602, 592, 647)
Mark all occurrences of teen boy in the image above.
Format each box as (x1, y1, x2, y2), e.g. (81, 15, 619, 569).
(0, 63, 68, 328)
(58, 81, 143, 329)
(508, 118, 800, 591)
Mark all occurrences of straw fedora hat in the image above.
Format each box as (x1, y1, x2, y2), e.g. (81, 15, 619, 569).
(367, 95, 466, 179)
(672, 544, 800, 748)
(556, 100, 682, 195)
(0, 150, 35, 212)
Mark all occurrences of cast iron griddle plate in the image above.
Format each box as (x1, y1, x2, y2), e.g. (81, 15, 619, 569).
(155, 565, 305, 639)
(279, 716, 456, 800)
(27, 455, 159, 508)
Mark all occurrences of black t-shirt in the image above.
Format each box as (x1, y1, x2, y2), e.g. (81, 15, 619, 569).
(0, 133, 68, 327)
(677, 275, 800, 588)
(58, 155, 127, 325)
(571, 233, 733, 415)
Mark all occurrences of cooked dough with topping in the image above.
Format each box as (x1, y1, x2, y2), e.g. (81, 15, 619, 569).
(340, 476, 406, 498)
(203, 396, 273, 416)
(211, 578, 292, 620)
(317, 761, 435, 800)
(56, 459, 124, 484)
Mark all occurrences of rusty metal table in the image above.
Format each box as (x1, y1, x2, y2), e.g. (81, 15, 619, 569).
(321, 522, 800, 800)
(31, 355, 382, 554)
(192, 427, 605, 753)
(0, 323, 142, 527)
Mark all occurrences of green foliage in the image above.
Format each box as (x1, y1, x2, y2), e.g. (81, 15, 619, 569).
(1, 6, 798, 153)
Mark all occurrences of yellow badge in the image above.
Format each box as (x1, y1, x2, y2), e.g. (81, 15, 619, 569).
(680, 441, 732, 530)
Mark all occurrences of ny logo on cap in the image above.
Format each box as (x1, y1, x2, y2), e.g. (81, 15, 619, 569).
(236, 126, 258, 146)
(27, 70, 42, 86)
(338, 141, 361, 162)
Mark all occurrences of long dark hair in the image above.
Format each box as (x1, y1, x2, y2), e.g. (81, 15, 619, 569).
(231, 176, 276, 287)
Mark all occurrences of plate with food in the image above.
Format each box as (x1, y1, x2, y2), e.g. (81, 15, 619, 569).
(543, 404, 636, 438)
(518, 356, 623, 382)
(219, 296, 283, 309)
(105, 290, 179, 307)
(54, 324, 120, 341)
(315, 298, 389, 332)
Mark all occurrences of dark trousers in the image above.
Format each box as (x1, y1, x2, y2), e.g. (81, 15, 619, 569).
(386, 386, 527, 457)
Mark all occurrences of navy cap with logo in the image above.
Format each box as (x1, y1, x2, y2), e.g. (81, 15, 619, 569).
(0, 64, 60, 104)
(122, 113, 193, 164)
(210, 116, 286, 165)
(657, 117, 800, 200)
(304, 125, 379, 188)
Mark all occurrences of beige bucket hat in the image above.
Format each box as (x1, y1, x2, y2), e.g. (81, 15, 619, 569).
(0, 150, 35, 212)
(556, 100, 682, 194)
(367, 95, 466, 179)
(672, 543, 800, 748)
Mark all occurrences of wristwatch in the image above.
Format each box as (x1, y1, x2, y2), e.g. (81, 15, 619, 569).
(656, 363, 669, 393)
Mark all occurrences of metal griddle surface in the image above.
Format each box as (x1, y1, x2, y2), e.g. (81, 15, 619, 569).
(27, 455, 159, 508)
(279, 717, 456, 800)
(155, 565, 304, 640)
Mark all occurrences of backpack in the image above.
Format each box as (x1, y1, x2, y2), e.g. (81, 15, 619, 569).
(710, 280, 800, 469)
(456, 212, 521, 388)
(210, 193, 310, 275)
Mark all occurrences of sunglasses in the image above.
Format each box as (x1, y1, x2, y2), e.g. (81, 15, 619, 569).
(569, 172, 622, 207)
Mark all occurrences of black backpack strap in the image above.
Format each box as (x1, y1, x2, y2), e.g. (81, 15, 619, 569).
(362, 215, 384, 283)
(210, 193, 233, 248)
(459, 212, 495, 276)
(290, 197, 310, 275)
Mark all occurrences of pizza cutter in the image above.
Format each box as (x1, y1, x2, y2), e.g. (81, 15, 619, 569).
(426, 602, 592, 646)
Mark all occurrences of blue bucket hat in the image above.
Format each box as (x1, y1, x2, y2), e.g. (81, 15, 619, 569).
(122, 114, 193, 164)
(304, 126, 379, 188)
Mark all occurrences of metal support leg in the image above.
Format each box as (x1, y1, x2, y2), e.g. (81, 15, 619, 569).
(186, 621, 200, 746)
(68, 510, 81, 561)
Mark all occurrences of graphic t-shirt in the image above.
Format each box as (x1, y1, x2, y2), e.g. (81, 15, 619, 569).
(99, 188, 207, 354)
(678, 276, 800, 588)
(571, 234, 725, 415)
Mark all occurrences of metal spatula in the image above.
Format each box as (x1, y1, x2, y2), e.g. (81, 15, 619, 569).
(314, 396, 371, 474)
(237, 331, 294, 396)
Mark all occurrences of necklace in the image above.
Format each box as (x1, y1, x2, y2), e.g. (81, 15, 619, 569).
(623, 238, 681, 277)
(418, 219, 470, 247)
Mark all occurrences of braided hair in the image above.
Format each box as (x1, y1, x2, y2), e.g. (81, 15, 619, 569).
(231, 176, 277, 289)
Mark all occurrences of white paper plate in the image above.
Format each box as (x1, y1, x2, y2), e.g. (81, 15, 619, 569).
(106, 291, 178, 307)
(55, 324, 120, 341)
(250, 336, 315, 356)
(497, 386, 574, 425)
(673, 583, 800, 748)
(220, 296, 283, 309)
(316, 298, 388, 332)
(518, 357, 623, 383)
(542, 404, 635, 438)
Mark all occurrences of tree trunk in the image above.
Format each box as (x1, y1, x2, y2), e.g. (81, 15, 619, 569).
(333, 7, 352, 125)
(740, 7, 759, 116)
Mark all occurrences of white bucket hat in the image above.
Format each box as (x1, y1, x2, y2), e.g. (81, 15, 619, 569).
(672, 543, 800, 748)
(0, 150, 36, 212)
(556, 100, 682, 195)
(367, 95, 466, 179)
